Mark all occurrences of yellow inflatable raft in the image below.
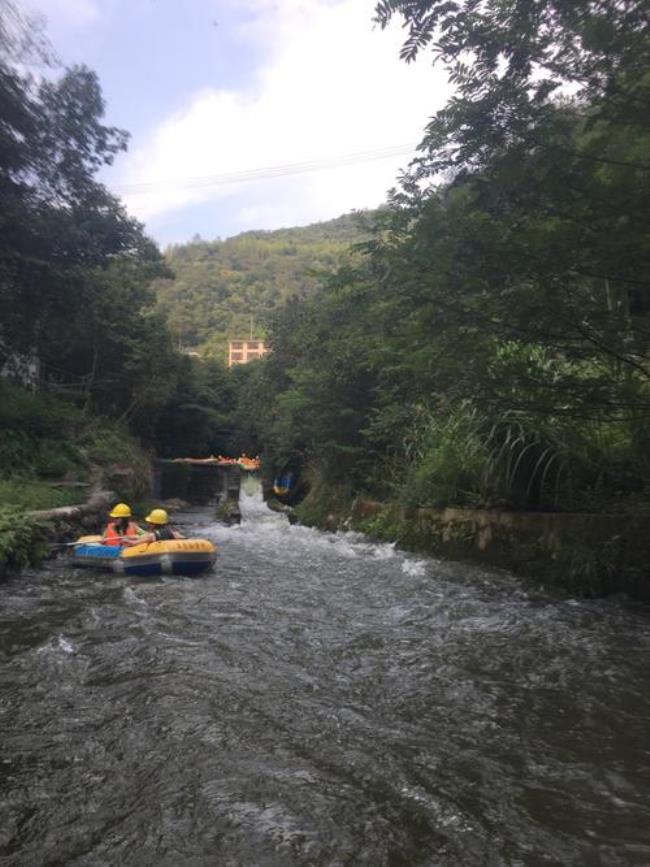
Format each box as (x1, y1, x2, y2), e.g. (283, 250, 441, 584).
(72, 536, 217, 576)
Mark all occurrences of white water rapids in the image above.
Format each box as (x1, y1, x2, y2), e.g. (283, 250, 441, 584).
(1, 486, 649, 864)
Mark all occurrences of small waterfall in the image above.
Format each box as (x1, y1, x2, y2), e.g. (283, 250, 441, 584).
(239, 476, 288, 526)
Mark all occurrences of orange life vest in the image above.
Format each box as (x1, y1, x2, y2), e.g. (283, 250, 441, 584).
(104, 521, 141, 547)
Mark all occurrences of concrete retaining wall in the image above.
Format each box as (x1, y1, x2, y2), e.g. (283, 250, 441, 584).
(152, 461, 243, 524)
(152, 461, 241, 507)
(351, 499, 650, 598)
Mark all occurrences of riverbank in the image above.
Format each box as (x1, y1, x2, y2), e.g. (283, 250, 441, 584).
(0, 378, 156, 581)
(0, 478, 120, 583)
(0, 470, 153, 582)
(0, 459, 154, 583)
(294, 483, 650, 600)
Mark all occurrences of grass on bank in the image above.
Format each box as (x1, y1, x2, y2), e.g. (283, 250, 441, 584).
(0, 378, 151, 512)
(0, 479, 83, 511)
(393, 401, 650, 515)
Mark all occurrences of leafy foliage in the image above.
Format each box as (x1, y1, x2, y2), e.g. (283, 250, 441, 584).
(0, 480, 82, 511)
(0, 378, 152, 510)
(151, 357, 237, 457)
(375, 0, 650, 174)
(0, 505, 40, 575)
(0, 379, 83, 477)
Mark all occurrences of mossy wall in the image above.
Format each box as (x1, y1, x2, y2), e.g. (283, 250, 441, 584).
(153, 461, 241, 507)
(313, 495, 650, 599)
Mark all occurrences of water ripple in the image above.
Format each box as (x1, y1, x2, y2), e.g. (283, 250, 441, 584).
(0, 489, 649, 864)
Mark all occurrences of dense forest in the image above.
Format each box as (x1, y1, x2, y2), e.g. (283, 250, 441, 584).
(155, 214, 368, 358)
(237, 0, 650, 519)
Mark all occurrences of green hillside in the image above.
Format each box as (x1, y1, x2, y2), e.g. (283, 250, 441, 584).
(155, 212, 370, 359)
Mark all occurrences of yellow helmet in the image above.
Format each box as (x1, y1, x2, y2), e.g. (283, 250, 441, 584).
(145, 508, 169, 525)
(109, 502, 132, 518)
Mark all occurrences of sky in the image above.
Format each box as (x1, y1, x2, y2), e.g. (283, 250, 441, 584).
(24, 0, 451, 245)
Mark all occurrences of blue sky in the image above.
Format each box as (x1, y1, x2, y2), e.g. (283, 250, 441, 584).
(26, 0, 450, 245)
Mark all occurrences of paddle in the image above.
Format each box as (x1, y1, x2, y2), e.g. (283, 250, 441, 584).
(49, 536, 146, 548)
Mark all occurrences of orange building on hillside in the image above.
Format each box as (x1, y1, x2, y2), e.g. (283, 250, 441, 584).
(228, 339, 269, 367)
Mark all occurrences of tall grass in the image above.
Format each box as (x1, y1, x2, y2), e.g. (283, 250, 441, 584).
(398, 401, 648, 513)
(401, 403, 489, 508)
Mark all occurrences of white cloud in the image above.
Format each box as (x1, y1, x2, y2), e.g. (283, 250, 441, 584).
(25, 0, 102, 29)
(110, 0, 449, 235)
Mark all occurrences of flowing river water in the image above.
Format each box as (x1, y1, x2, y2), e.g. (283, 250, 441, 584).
(1, 486, 650, 865)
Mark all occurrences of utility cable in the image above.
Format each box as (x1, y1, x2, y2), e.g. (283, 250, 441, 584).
(112, 143, 417, 195)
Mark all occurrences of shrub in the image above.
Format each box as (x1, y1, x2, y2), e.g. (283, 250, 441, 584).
(0, 506, 46, 578)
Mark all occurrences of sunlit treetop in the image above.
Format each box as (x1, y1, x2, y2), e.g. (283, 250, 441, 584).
(375, 0, 650, 174)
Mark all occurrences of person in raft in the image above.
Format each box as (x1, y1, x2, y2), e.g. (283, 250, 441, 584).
(138, 508, 185, 542)
(103, 502, 145, 547)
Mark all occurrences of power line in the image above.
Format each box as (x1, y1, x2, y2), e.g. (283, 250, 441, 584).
(112, 143, 417, 196)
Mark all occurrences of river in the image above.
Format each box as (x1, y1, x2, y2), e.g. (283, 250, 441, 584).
(1, 487, 649, 865)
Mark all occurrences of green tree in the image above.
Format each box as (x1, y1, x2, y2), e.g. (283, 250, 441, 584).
(375, 0, 650, 173)
(0, 1, 183, 434)
(152, 357, 236, 457)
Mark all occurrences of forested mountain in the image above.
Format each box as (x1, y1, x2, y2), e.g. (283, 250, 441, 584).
(154, 213, 370, 357)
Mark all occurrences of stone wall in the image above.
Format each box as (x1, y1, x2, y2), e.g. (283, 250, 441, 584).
(152, 460, 241, 509)
(351, 499, 650, 599)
